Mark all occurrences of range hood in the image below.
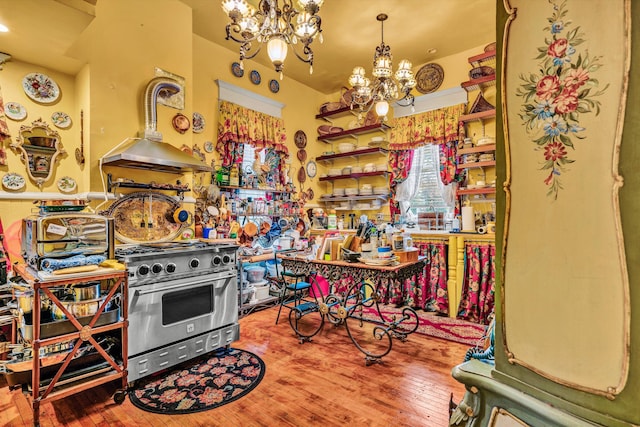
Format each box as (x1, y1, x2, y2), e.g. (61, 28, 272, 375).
(102, 77, 212, 174)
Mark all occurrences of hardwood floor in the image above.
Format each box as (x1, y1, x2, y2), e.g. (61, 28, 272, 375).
(0, 305, 471, 427)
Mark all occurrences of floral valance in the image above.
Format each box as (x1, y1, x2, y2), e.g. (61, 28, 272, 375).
(216, 100, 288, 160)
(388, 103, 466, 150)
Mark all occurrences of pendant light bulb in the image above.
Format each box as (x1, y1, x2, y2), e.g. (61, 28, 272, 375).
(375, 100, 389, 117)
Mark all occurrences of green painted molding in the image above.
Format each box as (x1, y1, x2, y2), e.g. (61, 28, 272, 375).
(491, 0, 640, 425)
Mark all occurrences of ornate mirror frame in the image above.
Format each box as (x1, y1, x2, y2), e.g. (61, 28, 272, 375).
(10, 118, 65, 188)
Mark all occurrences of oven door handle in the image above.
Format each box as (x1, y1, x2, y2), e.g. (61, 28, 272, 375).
(134, 273, 236, 296)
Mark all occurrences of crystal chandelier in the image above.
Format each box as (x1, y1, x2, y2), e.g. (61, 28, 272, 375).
(221, 0, 324, 79)
(348, 14, 416, 119)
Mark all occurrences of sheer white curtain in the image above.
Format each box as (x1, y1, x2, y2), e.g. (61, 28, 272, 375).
(395, 150, 422, 222)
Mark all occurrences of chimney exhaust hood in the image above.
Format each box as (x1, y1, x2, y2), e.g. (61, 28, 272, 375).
(101, 77, 212, 174)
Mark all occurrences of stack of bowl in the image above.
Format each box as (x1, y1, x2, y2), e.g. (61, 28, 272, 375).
(360, 183, 373, 195)
(338, 142, 356, 153)
(373, 186, 388, 195)
(345, 187, 359, 197)
(363, 163, 376, 173)
(333, 188, 346, 197)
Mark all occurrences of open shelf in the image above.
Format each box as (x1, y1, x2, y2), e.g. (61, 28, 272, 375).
(468, 50, 496, 67)
(457, 160, 496, 169)
(316, 147, 388, 162)
(319, 171, 388, 181)
(315, 105, 358, 121)
(457, 144, 496, 155)
(457, 187, 496, 195)
(459, 109, 496, 123)
(107, 173, 189, 195)
(317, 123, 391, 143)
(319, 194, 388, 202)
(461, 75, 496, 92)
(218, 185, 292, 195)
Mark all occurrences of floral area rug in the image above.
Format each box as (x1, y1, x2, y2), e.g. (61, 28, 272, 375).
(128, 348, 265, 414)
(360, 304, 486, 346)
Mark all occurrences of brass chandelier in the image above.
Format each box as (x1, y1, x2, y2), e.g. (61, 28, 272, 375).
(221, 0, 324, 78)
(347, 13, 416, 119)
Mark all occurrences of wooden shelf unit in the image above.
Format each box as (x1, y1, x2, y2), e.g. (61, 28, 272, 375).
(316, 147, 388, 162)
(459, 109, 496, 123)
(457, 144, 496, 155)
(11, 264, 128, 427)
(461, 75, 496, 92)
(317, 123, 391, 143)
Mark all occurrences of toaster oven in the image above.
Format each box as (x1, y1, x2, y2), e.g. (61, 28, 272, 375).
(22, 213, 114, 269)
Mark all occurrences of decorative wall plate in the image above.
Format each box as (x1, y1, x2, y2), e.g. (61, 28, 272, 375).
(2, 172, 26, 191)
(22, 73, 60, 103)
(294, 130, 307, 149)
(51, 111, 72, 128)
(5, 102, 27, 120)
(306, 160, 317, 178)
(204, 140, 214, 153)
(250, 70, 261, 85)
(172, 113, 190, 134)
(306, 188, 314, 200)
(297, 166, 306, 183)
(192, 112, 205, 133)
(296, 149, 307, 163)
(415, 63, 444, 94)
(269, 79, 280, 93)
(57, 176, 77, 193)
(102, 191, 182, 244)
(231, 62, 244, 77)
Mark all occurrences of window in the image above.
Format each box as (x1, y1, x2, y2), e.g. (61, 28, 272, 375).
(403, 145, 455, 219)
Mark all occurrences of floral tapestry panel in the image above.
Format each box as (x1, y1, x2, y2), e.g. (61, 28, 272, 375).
(388, 103, 465, 151)
(504, 0, 628, 394)
(516, 1, 608, 199)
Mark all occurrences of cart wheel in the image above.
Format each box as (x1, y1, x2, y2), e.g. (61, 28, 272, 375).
(113, 389, 127, 404)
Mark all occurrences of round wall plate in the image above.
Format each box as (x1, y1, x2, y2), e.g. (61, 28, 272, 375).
(415, 63, 444, 94)
(294, 130, 307, 149)
(231, 62, 244, 77)
(250, 70, 261, 85)
(269, 79, 280, 93)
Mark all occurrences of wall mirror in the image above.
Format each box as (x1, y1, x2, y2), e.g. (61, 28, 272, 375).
(11, 118, 65, 188)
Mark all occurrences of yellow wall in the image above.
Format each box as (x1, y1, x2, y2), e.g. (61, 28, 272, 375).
(0, 0, 330, 256)
(0, 60, 79, 216)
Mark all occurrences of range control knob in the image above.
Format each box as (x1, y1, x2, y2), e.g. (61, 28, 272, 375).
(166, 263, 177, 273)
(189, 258, 200, 269)
(137, 264, 150, 276)
(212, 256, 222, 266)
(151, 263, 163, 274)
(222, 254, 231, 264)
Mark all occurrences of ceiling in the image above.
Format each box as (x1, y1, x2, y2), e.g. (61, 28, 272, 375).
(0, 0, 496, 95)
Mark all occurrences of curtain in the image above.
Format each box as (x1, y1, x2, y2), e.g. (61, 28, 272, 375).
(388, 103, 466, 150)
(387, 149, 413, 218)
(216, 101, 289, 182)
(406, 241, 449, 314)
(457, 243, 496, 325)
(387, 103, 465, 213)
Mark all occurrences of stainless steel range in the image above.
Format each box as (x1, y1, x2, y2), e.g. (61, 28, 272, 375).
(115, 241, 239, 383)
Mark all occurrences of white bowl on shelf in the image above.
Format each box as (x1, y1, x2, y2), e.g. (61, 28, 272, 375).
(333, 188, 345, 196)
(338, 142, 356, 153)
(328, 168, 341, 176)
(351, 166, 363, 173)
